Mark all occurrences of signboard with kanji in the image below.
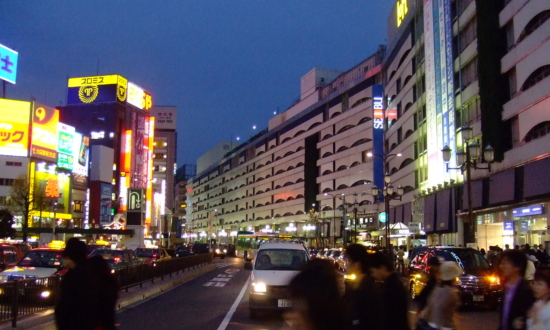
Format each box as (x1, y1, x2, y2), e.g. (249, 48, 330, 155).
(31, 103, 59, 161)
(0, 43, 18, 84)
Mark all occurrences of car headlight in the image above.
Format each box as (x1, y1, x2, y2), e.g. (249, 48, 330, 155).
(216, 249, 220, 253)
(40, 291, 51, 298)
(488, 276, 500, 286)
(223, 249, 227, 253)
(253, 282, 267, 293)
(344, 274, 357, 281)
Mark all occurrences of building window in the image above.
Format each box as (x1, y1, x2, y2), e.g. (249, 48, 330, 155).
(517, 10, 550, 43)
(505, 21, 515, 50)
(461, 57, 478, 89)
(508, 68, 517, 99)
(521, 65, 550, 92)
(511, 117, 520, 147)
(5, 161, 22, 166)
(0, 179, 14, 186)
(0, 196, 6, 205)
(525, 121, 550, 143)
(462, 97, 481, 124)
(459, 16, 477, 53)
(456, 0, 474, 16)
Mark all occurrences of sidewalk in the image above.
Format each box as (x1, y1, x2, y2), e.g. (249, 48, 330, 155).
(0, 262, 218, 330)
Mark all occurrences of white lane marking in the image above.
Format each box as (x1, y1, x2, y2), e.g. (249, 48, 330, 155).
(211, 278, 231, 282)
(217, 263, 231, 268)
(204, 282, 226, 287)
(217, 277, 250, 330)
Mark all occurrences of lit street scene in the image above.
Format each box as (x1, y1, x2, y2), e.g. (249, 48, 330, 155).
(2, 0, 550, 329)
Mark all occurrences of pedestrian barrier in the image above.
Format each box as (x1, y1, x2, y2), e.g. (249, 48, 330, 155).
(0, 253, 213, 327)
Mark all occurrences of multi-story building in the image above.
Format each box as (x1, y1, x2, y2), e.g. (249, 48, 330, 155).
(174, 164, 196, 240)
(384, 0, 550, 250)
(188, 48, 386, 248)
(149, 106, 177, 241)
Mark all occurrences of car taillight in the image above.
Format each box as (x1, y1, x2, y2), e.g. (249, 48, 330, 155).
(152, 254, 158, 258)
(113, 257, 121, 264)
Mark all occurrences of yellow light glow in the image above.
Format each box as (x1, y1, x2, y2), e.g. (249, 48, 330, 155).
(396, 0, 408, 27)
(68, 75, 121, 87)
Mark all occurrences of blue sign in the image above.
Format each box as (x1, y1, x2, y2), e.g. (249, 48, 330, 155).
(379, 212, 387, 223)
(512, 204, 545, 217)
(0, 43, 18, 84)
(372, 84, 385, 201)
(503, 221, 514, 231)
(519, 221, 529, 233)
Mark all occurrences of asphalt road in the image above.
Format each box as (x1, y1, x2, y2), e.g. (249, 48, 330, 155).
(116, 257, 499, 330)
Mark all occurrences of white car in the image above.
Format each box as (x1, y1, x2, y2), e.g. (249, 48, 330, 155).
(244, 240, 309, 318)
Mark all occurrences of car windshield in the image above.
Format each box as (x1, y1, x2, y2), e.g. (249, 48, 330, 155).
(255, 249, 307, 271)
(332, 251, 342, 258)
(18, 251, 64, 268)
(436, 249, 490, 270)
(135, 248, 159, 257)
(87, 244, 107, 254)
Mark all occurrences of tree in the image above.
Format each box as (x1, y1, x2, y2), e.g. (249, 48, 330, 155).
(0, 209, 16, 238)
(7, 174, 48, 242)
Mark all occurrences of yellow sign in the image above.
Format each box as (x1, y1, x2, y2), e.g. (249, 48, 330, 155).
(68, 75, 121, 87)
(397, 0, 408, 27)
(0, 99, 31, 157)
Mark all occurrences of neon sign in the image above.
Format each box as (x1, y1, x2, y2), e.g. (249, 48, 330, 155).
(397, 0, 408, 27)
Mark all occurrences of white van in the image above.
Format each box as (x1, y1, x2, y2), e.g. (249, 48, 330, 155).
(244, 241, 309, 318)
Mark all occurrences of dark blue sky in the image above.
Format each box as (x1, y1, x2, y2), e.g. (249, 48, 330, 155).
(2, 1, 394, 166)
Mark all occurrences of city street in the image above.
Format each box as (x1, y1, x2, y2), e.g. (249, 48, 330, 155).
(115, 257, 499, 330)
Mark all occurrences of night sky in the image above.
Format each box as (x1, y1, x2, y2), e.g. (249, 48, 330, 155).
(2, 1, 394, 166)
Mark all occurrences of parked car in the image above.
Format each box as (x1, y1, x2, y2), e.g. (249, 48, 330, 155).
(308, 249, 318, 259)
(0, 248, 66, 304)
(174, 246, 195, 258)
(89, 248, 142, 268)
(135, 247, 171, 264)
(328, 250, 342, 268)
(408, 246, 502, 309)
(10, 242, 32, 257)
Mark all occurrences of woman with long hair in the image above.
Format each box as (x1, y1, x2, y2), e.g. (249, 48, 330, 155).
(527, 267, 550, 329)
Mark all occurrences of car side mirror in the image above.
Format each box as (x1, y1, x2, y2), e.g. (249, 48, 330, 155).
(244, 262, 253, 270)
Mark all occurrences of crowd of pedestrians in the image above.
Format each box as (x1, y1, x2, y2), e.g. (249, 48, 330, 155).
(287, 243, 550, 330)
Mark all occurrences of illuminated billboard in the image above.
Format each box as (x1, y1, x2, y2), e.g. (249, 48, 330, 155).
(57, 123, 75, 170)
(127, 81, 153, 110)
(31, 163, 72, 218)
(0, 43, 18, 84)
(31, 103, 59, 161)
(72, 132, 89, 176)
(372, 85, 385, 198)
(67, 75, 127, 105)
(0, 99, 31, 157)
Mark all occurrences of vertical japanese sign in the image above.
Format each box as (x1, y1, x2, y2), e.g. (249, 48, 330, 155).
(72, 132, 89, 176)
(372, 85, 385, 200)
(424, 0, 456, 187)
(31, 103, 59, 161)
(0, 99, 30, 157)
(100, 183, 112, 225)
(131, 113, 149, 188)
(0, 43, 18, 84)
(57, 123, 75, 170)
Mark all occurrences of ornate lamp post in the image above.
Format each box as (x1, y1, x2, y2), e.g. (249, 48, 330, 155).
(370, 174, 404, 253)
(441, 125, 494, 245)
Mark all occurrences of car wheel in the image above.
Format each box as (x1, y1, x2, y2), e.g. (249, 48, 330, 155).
(249, 308, 257, 319)
(410, 283, 416, 300)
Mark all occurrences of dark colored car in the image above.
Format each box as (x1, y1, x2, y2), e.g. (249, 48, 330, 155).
(135, 247, 171, 264)
(309, 249, 318, 259)
(174, 246, 195, 258)
(408, 246, 502, 308)
(192, 243, 210, 254)
(213, 244, 227, 259)
(89, 249, 142, 268)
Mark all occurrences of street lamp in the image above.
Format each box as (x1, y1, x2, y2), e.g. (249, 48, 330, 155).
(323, 193, 344, 247)
(441, 125, 494, 245)
(368, 151, 404, 254)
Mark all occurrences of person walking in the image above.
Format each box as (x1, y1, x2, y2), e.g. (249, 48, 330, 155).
(396, 246, 405, 275)
(87, 255, 119, 330)
(286, 259, 344, 330)
(499, 249, 536, 330)
(527, 267, 550, 330)
(416, 257, 441, 312)
(369, 252, 410, 330)
(341, 244, 377, 330)
(55, 238, 98, 330)
(418, 261, 462, 330)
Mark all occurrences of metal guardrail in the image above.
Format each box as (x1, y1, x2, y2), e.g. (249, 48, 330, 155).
(0, 253, 213, 327)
